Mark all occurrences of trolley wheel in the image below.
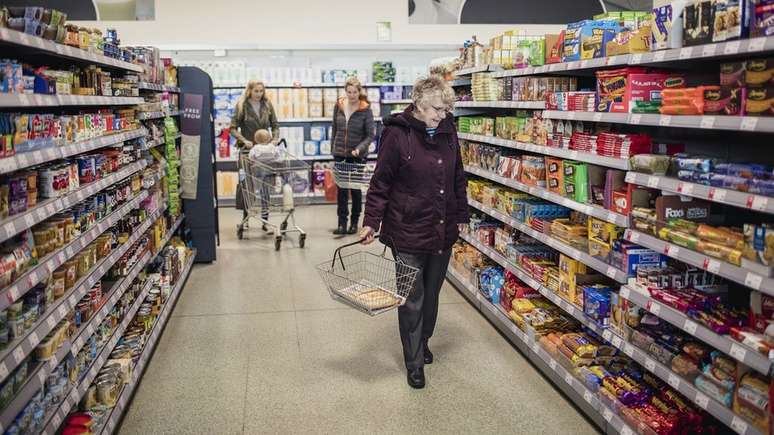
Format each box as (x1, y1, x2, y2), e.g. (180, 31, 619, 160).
(275, 236, 282, 251)
(280, 221, 288, 231)
(237, 225, 244, 240)
(299, 233, 306, 248)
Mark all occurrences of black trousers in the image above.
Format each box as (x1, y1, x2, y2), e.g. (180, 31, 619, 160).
(334, 157, 362, 226)
(395, 248, 452, 370)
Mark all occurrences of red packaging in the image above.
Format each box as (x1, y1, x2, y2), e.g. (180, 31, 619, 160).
(595, 68, 685, 113)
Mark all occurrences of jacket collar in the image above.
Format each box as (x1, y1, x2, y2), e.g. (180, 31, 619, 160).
(386, 104, 455, 135)
(337, 96, 370, 112)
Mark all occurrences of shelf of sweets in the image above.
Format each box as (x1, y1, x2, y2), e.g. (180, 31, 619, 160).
(464, 165, 629, 227)
(541, 111, 774, 134)
(0, 94, 144, 108)
(458, 132, 631, 170)
(455, 100, 546, 110)
(136, 82, 180, 93)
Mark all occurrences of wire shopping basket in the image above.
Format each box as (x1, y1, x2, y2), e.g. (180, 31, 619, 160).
(316, 236, 420, 316)
(332, 161, 374, 190)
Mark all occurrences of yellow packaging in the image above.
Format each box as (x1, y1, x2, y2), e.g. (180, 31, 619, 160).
(559, 254, 588, 277)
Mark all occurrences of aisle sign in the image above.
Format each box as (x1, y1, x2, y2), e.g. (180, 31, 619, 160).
(180, 93, 203, 200)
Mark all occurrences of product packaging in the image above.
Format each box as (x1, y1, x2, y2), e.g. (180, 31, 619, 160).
(546, 32, 565, 64)
(750, 0, 774, 37)
(652, 0, 687, 50)
(683, 0, 715, 46)
(579, 20, 621, 59)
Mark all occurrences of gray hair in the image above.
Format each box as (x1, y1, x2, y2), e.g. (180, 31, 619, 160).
(411, 75, 455, 111)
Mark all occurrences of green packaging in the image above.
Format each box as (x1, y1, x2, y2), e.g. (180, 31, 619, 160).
(563, 161, 589, 203)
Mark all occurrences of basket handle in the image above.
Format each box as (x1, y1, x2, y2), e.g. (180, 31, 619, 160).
(330, 233, 381, 270)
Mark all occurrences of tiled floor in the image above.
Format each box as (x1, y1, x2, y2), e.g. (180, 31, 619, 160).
(118, 207, 601, 435)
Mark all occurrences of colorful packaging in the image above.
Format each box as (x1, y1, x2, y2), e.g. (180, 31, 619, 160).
(546, 32, 565, 64)
(683, 0, 715, 46)
(563, 160, 589, 203)
(745, 85, 774, 116)
(746, 58, 774, 86)
(545, 157, 565, 195)
(563, 21, 589, 62)
(596, 68, 685, 113)
(750, 0, 774, 37)
(579, 20, 621, 59)
(652, 0, 687, 50)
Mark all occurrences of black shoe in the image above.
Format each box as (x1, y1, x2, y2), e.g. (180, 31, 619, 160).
(347, 223, 358, 235)
(424, 342, 434, 365)
(333, 225, 347, 235)
(407, 367, 425, 389)
(261, 223, 268, 232)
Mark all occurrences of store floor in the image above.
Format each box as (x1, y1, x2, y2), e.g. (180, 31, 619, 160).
(118, 206, 600, 435)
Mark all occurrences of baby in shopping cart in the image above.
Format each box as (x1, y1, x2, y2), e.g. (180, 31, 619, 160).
(248, 129, 279, 161)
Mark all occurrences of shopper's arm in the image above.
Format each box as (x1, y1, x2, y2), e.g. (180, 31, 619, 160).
(354, 110, 375, 157)
(230, 112, 249, 147)
(268, 102, 280, 142)
(363, 127, 399, 232)
(452, 132, 470, 224)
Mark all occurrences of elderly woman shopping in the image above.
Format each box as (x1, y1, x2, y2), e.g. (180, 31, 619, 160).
(360, 76, 469, 389)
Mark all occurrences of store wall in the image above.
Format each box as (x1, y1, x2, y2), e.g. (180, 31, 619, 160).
(71, 0, 564, 49)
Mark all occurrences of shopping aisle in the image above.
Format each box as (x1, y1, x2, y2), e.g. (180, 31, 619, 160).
(118, 206, 599, 435)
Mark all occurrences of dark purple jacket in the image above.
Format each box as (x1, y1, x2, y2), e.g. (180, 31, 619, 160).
(364, 106, 470, 255)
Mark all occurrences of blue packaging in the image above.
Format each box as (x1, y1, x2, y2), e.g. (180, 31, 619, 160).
(563, 21, 589, 62)
(303, 140, 319, 156)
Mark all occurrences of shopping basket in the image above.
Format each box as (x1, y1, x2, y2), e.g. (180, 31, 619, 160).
(316, 236, 420, 316)
(332, 161, 374, 190)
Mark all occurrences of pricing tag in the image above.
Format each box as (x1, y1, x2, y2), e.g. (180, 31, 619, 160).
(741, 117, 758, 132)
(612, 336, 623, 348)
(683, 320, 699, 335)
(702, 44, 718, 57)
(0, 362, 7, 380)
(648, 301, 661, 316)
(583, 390, 593, 403)
(623, 344, 635, 357)
(694, 392, 710, 410)
(679, 47, 694, 59)
(58, 305, 67, 317)
(24, 213, 35, 227)
(564, 372, 574, 385)
(729, 343, 748, 361)
(647, 176, 660, 188)
(644, 358, 656, 372)
(744, 272, 763, 290)
(747, 37, 766, 52)
(630, 114, 642, 125)
(3, 222, 15, 238)
(46, 203, 56, 215)
(592, 112, 603, 122)
(566, 304, 576, 316)
(532, 342, 540, 354)
(12, 346, 25, 364)
(29, 331, 39, 346)
(721, 39, 741, 55)
(569, 150, 579, 160)
(664, 245, 680, 257)
(549, 359, 557, 370)
(708, 188, 727, 202)
(603, 408, 613, 422)
(702, 258, 720, 274)
(631, 53, 643, 64)
(619, 287, 631, 300)
(659, 115, 672, 126)
(68, 293, 77, 307)
(655, 51, 668, 62)
(677, 183, 694, 196)
(749, 196, 769, 211)
(621, 426, 634, 435)
(731, 416, 748, 434)
(46, 315, 57, 330)
(27, 269, 39, 287)
(605, 266, 618, 279)
(700, 116, 716, 129)
(567, 112, 576, 120)
(37, 368, 47, 385)
(52, 413, 62, 428)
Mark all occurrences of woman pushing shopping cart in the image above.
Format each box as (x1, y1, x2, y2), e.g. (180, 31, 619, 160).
(237, 131, 310, 251)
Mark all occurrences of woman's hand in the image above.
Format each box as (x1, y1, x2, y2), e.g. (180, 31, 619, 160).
(243, 141, 254, 150)
(359, 226, 376, 244)
(351, 149, 360, 157)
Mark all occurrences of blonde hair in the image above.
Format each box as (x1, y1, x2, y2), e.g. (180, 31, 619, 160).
(253, 129, 272, 144)
(236, 80, 268, 119)
(411, 75, 455, 111)
(344, 77, 368, 103)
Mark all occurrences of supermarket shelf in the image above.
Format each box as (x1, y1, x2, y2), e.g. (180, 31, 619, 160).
(0, 94, 144, 108)
(137, 82, 181, 93)
(278, 117, 382, 123)
(0, 249, 153, 431)
(381, 99, 412, 104)
(457, 132, 630, 170)
(457, 233, 761, 435)
(619, 285, 771, 375)
(624, 229, 774, 294)
(625, 172, 774, 215)
(99, 250, 196, 435)
(600, 326, 762, 435)
(464, 165, 629, 227)
(542, 110, 774, 134)
(490, 37, 774, 78)
(214, 82, 413, 88)
(455, 100, 546, 109)
(453, 64, 503, 77)
(137, 110, 182, 121)
(446, 268, 629, 435)
(0, 28, 143, 73)
(0, 194, 154, 386)
(146, 133, 183, 149)
(0, 128, 147, 175)
(450, 78, 471, 87)
(0, 160, 148, 245)
(39, 208, 169, 435)
(462, 200, 628, 283)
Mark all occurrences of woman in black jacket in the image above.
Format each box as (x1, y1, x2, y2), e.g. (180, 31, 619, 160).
(331, 77, 375, 235)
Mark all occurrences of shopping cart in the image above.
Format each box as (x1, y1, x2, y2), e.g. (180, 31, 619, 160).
(237, 139, 311, 250)
(316, 236, 420, 316)
(332, 160, 375, 190)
